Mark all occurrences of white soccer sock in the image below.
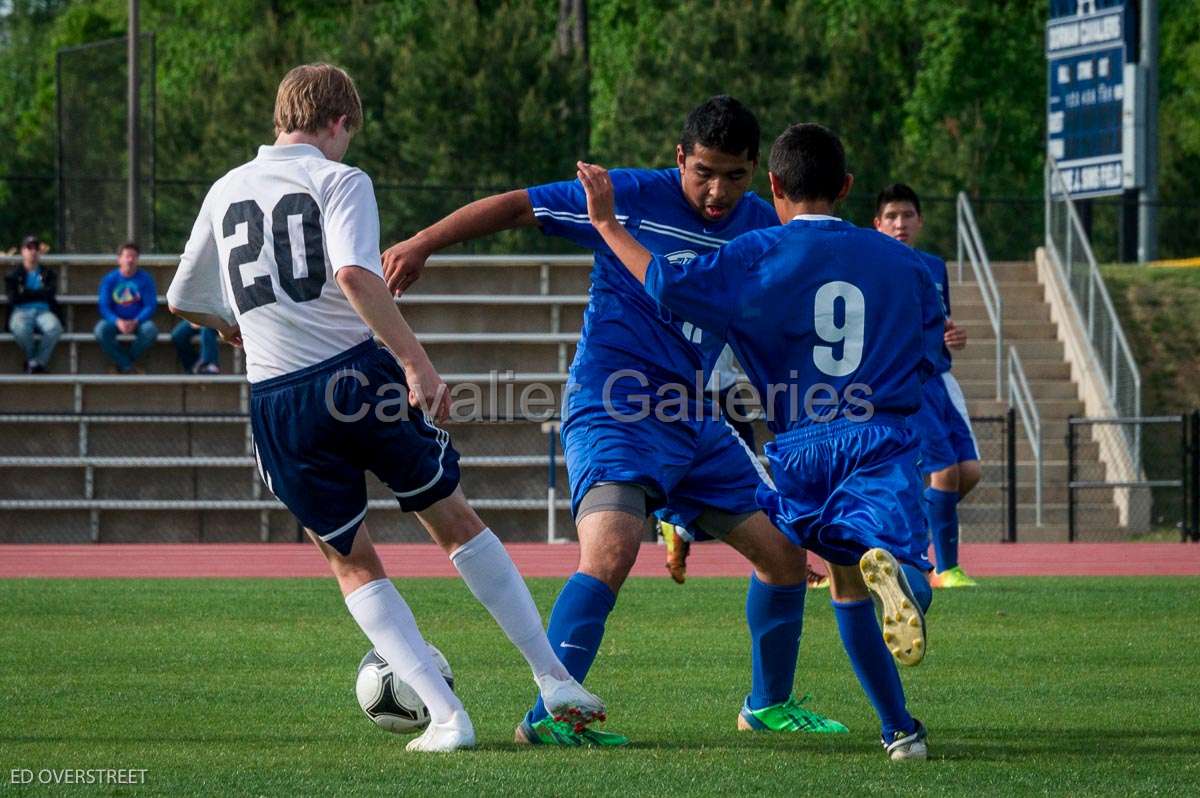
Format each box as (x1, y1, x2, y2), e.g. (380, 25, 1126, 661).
(449, 529, 570, 681)
(344, 578, 464, 724)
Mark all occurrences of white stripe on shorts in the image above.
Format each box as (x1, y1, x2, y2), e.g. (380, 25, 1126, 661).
(940, 372, 979, 454)
(394, 412, 452, 499)
(722, 418, 775, 490)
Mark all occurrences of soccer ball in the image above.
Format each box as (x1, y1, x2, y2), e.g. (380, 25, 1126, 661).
(355, 644, 455, 734)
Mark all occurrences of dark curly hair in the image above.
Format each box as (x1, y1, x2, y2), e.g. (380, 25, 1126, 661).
(768, 123, 846, 203)
(679, 96, 761, 162)
(875, 183, 922, 217)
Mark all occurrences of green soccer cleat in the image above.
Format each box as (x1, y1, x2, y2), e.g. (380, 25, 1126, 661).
(737, 694, 849, 734)
(932, 565, 978, 588)
(514, 717, 630, 747)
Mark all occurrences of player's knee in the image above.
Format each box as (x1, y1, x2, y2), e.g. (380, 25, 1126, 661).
(828, 563, 869, 602)
(958, 461, 982, 497)
(929, 464, 960, 493)
(576, 512, 644, 592)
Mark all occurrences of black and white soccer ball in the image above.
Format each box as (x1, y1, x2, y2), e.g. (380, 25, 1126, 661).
(355, 645, 455, 734)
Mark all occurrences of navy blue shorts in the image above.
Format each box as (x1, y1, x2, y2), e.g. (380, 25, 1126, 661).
(757, 416, 931, 571)
(911, 372, 980, 474)
(250, 340, 460, 555)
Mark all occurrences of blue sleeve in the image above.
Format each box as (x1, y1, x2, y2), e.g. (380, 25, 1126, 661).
(942, 269, 952, 318)
(97, 273, 117, 323)
(916, 260, 945, 382)
(527, 169, 641, 251)
(644, 228, 772, 338)
(136, 271, 158, 323)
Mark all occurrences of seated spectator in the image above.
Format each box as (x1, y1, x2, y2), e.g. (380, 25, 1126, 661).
(5, 235, 63, 374)
(94, 241, 157, 374)
(171, 320, 220, 374)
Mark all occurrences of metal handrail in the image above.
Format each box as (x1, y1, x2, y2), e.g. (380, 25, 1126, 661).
(1044, 160, 1143, 472)
(1008, 346, 1043, 526)
(956, 192, 1004, 400)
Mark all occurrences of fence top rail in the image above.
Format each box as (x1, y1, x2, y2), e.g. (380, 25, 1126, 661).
(0, 331, 582, 344)
(0, 253, 596, 268)
(0, 371, 573, 385)
(1068, 415, 1186, 425)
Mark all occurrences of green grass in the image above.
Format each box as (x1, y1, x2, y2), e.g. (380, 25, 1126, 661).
(2, 578, 1199, 796)
(1102, 264, 1200, 416)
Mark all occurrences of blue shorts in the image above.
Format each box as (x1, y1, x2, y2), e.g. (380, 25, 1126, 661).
(757, 416, 931, 571)
(561, 391, 768, 529)
(250, 340, 460, 556)
(911, 372, 979, 474)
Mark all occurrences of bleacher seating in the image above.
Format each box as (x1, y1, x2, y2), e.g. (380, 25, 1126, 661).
(0, 253, 1118, 543)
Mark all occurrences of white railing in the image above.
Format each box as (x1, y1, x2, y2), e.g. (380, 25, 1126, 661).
(1008, 346, 1043, 526)
(956, 192, 1004, 401)
(1044, 160, 1142, 472)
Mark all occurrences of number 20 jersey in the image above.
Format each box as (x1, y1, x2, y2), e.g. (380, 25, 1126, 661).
(168, 143, 381, 383)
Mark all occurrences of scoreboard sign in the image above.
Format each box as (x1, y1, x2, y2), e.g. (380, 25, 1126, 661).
(1046, 2, 1130, 197)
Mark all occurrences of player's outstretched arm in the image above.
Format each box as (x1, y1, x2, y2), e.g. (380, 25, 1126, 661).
(337, 265, 451, 422)
(382, 190, 538, 295)
(576, 162, 652, 281)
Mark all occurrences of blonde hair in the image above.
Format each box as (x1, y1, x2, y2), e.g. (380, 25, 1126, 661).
(273, 63, 363, 135)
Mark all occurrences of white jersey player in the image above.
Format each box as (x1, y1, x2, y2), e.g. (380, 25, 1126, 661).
(166, 63, 604, 752)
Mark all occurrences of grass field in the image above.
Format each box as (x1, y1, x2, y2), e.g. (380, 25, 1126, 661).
(2, 577, 1199, 796)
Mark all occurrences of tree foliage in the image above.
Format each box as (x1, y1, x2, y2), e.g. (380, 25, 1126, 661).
(0, 0, 1195, 257)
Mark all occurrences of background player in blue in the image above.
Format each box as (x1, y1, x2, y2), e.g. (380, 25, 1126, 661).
(382, 97, 847, 745)
(875, 184, 982, 588)
(574, 122, 948, 760)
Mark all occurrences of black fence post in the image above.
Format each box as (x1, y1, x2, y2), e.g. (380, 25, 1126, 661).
(1182, 414, 1190, 543)
(1067, 415, 1076, 543)
(1191, 410, 1200, 542)
(1006, 407, 1017, 543)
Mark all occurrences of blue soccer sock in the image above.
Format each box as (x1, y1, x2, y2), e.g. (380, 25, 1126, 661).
(925, 486, 960, 572)
(745, 573, 806, 710)
(832, 598, 915, 739)
(901, 563, 933, 615)
(525, 571, 616, 726)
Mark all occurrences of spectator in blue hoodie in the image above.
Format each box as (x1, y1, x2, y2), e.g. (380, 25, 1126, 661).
(94, 242, 158, 374)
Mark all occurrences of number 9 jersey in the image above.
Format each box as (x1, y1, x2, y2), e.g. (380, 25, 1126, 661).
(167, 143, 381, 383)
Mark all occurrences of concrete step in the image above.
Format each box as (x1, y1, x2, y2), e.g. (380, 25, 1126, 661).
(958, 321, 1058, 340)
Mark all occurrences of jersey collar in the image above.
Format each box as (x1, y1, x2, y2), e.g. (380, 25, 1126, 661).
(257, 143, 325, 160)
(791, 213, 841, 222)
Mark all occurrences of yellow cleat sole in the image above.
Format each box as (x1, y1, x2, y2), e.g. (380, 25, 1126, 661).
(860, 548, 927, 667)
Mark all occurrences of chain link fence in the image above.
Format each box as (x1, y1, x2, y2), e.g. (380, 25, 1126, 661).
(56, 35, 156, 253)
(1067, 413, 1200, 541)
(0, 410, 1019, 545)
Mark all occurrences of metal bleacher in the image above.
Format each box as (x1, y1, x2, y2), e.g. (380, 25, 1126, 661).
(0, 254, 591, 543)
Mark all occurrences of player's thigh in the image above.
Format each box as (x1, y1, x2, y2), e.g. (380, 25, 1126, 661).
(308, 520, 387, 596)
(957, 459, 983, 496)
(574, 483, 651, 592)
(560, 408, 694, 519)
(354, 360, 463, 518)
(939, 372, 981, 465)
(667, 416, 766, 528)
(411, 486, 487, 553)
(250, 385, 370, 558)
(722, 511, 807, 585)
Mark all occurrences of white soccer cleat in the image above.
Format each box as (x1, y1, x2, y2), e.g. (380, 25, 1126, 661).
(883, 720, 928, 761)
(404, 711, 476, 752)
(860, 547, 927, 666)
(537, 674, 607, 731)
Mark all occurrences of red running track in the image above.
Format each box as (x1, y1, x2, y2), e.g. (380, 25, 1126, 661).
(1, 542, 1198, 579)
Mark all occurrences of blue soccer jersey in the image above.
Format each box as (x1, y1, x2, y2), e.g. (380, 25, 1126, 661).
(644, 216, 945, 434)
(643, 215, 944, 567)
(916, 249, 953, 375)
(527, 168, 778, 398)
